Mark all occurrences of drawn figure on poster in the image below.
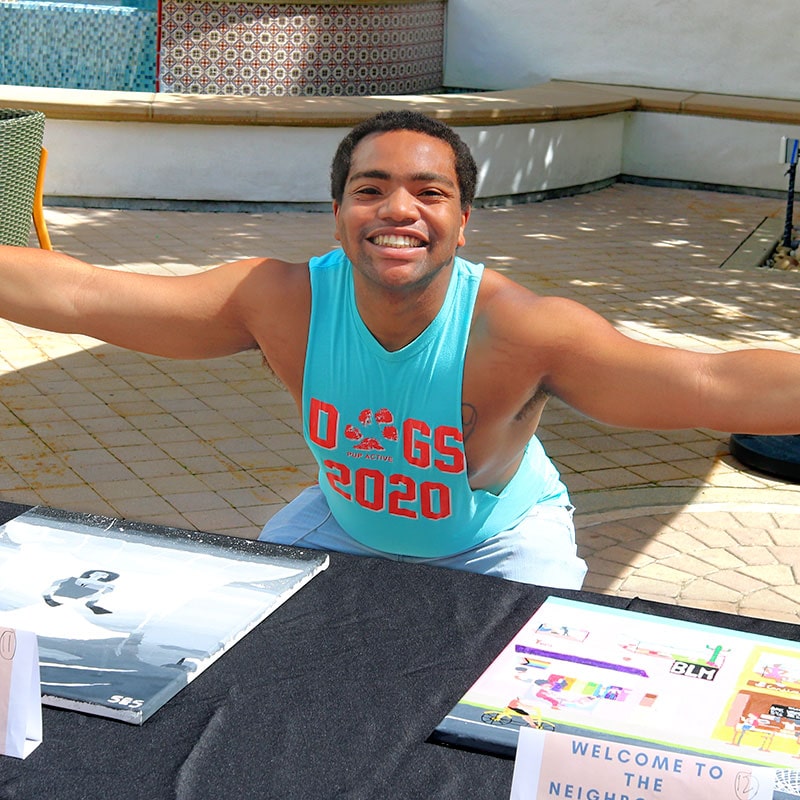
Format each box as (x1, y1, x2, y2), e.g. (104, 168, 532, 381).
(794, 725, 800, 759)
(621, 639, 729, 669)
(704, 643, 730, 666)
(733, 713, 760, 745)
(752, 653, 800, 686)
(535, 622, 589, 643)
(762, 663, 789, 683)
(507, 688, 599, 716)
(43, 569, 119, 615)
(509, 666, 600, 717)
(766, 720, 784, 751)
(757, 718, 783, 752)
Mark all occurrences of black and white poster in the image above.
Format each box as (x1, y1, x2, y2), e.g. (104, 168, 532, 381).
(0, 507, 328, 723)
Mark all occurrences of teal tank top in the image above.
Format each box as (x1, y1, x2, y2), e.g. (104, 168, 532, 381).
(302, 249, 569, 558)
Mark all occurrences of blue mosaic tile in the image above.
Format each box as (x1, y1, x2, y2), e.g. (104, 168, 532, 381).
(0, 2, 157, 91)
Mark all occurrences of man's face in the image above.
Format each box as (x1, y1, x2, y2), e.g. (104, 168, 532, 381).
(333, 129, 470, 294)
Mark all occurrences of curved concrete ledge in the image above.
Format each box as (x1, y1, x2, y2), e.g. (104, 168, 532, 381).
(1, 80, 799, 205)
(4, 81, 800, 127)
(557, 81, 800, 126)
(0, 81, 636, 126)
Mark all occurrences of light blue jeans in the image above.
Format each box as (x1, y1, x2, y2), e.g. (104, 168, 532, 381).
(258, 485, 587, 588)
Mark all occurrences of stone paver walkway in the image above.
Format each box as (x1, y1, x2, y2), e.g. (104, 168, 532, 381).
(3, 183, 800, 621)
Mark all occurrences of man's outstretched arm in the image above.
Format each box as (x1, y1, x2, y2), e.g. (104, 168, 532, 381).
(531, 295, 800, 435)
(0, 245, 280, 359)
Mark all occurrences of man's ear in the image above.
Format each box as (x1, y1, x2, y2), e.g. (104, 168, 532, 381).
(457, 206, 471, 248)
(332, 200, 341, 241)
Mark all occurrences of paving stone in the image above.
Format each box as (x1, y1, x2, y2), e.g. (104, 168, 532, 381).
(617, 575, 681, 600)
(694, 548, 747, 570)
(708, 570, 769, 594)
(688, 511, 743, 530)
(649, 528, 707, 552)
(581, 573, 625, 593)
(773, 584, 800, 604)
(738, 564, 795, 585)
(739, 589, 800, 618)
(769, 528, 800, 546)
(618, 516, 674, 536)
(679, 579, 744, 604)
(766, 546, 800, 574)
(580, 520, 651, 544)
(630, 463, 693, 482)
(634, 562, 695, 584)
(774, 515, 800, 530)
(581, 556, 637, 579)
(680, 599, 740, 616)
(635, 539, 682, 560)
(668, 521, 738, 548)
(724, 545, 778, 567)
(588, 545, 654, 568)
(655, 553, 719, 577)
(730, 510, 781, 529)
(726, 527, 778, 547)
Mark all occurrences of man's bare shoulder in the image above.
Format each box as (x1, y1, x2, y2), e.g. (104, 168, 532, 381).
(222, 256, 310, 283)
(476, 268, 593, 340)
(221, 255, 310, 317)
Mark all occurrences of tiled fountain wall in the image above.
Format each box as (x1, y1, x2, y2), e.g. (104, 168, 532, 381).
(0, 0, 446, 96)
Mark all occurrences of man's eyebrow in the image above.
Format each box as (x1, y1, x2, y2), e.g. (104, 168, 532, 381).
(347, 169, 456, 187)
(347, 169, 391, 183)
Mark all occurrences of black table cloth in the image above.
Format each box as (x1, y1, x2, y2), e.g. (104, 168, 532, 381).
(1, 500, 798, 800)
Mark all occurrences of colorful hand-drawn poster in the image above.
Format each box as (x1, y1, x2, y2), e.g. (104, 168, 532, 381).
(0, 506, 328, 724)
(433, 597, 800, 797)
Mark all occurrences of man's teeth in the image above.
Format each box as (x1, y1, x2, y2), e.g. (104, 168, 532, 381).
(371, 234, 423, 248)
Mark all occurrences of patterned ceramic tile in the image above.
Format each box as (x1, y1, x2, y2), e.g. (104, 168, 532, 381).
(158, 1, 446, 95)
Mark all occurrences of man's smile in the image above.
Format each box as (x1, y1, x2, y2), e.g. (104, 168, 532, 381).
(368, 233, 426, 248)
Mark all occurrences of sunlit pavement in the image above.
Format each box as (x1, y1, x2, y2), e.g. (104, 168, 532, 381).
(3, 182, 800, 621)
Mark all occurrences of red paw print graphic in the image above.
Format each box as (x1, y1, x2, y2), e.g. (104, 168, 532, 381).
(345, 424, 363, 441)
(346, 408, 399, 452)
(353, 437, 384, 451)
(375, 408, 393, 424)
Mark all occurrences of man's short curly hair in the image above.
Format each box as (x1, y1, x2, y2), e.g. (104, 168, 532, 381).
(330, 110, 477, 211)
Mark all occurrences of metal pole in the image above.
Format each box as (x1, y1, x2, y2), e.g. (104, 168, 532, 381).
(783, 139, 799, 249)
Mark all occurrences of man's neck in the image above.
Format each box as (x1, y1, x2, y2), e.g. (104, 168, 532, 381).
(353, 271, 451, 352)
(357, 293, 436, 351)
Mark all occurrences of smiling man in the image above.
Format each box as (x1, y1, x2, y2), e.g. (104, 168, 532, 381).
(1, 110, 800, 588)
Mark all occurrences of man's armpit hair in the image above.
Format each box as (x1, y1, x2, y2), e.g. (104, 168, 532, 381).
(515, 384, 551, 422)
(260, 348, 281, 383)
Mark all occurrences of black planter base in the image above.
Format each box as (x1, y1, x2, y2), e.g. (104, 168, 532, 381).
(729, 434, 800, 483)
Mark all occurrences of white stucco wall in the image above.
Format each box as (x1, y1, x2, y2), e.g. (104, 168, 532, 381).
(622, 114, 800, 192)
(445, 0, 799, 100)
(463, 115, 624, 199)
(41, 111, 798, 204)
(42, 116, 625, 204)
(43, 120, 339, 203)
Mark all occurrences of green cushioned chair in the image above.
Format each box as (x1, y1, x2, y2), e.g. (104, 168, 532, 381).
(0, 108, 51, 249)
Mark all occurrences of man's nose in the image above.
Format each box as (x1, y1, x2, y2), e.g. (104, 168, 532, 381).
(379, 188, 417, 221)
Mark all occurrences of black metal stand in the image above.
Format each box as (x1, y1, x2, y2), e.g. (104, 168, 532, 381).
(782, 158, 797, 249)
